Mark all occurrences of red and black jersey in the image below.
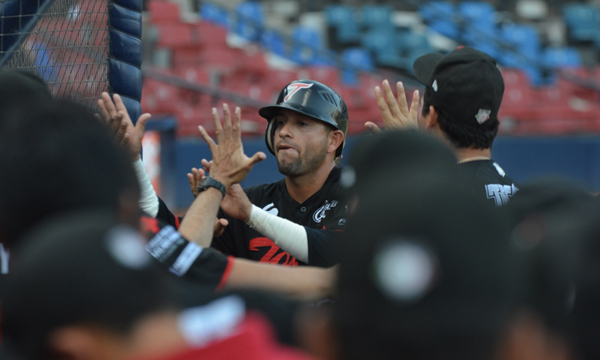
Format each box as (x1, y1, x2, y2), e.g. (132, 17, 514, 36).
(459, 160, 519, 206)
(140, 215, 233, 292)
(212, 167, 348, 267)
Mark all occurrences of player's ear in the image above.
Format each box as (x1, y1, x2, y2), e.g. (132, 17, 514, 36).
(424, 105, 438, 130)
(328, 130, 344, 155)
(295, 306, 340, 360)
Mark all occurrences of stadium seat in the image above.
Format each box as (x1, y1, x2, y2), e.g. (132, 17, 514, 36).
(361, 5, 394, 30)
(562, 3, 600, 43)
(260, 30, 287, 57)
(457, 2, 497, 57)
(419, 1, 458, 39)
(200, 2, 230, 28)
(174, 66, 210, 85)
(194, 21, 228, 46)
(341, 48, 374, 85)
(155, 23, 193, 48)
(291, 26, 324, 64)
(238, 50, 269, 75)
(360, 28, 396, 53)
(148, 1, 180, 23)
(324, 5, 360, 46)
(543, 47, 582, 69)
(306, 66, 341, 87)
(498, 24, 543, 84)
(233, 1, 264, 41)
(200, 47, 240, 74)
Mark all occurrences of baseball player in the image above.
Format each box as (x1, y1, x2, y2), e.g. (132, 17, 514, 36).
(371, 46, 518, 206)
(204, 80, 349, 267)
(149, 80, 349, 267)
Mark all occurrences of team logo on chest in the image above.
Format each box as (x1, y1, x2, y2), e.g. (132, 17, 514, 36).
(312, 200, 338, 223)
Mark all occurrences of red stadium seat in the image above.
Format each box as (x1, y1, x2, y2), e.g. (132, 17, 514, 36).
(148, 1, 180, 23)
(193, 21, 228, 46)
(305, 66, 341, 87)
(142, 78, 180, 114)
(155, 23, 194, 48)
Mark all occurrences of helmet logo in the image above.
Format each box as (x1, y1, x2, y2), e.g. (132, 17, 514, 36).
(284, 83, 313, 102)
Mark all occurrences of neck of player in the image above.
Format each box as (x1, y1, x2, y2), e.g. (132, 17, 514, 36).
(285, 161, 336, 204)
(455, 147, 492, 163)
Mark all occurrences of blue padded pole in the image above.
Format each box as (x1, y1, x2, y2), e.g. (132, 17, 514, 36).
(109, 0, 143, 123)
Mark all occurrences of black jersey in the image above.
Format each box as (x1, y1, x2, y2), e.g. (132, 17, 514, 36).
(459, 160, 519, 206)
(212, 167, 348, 268)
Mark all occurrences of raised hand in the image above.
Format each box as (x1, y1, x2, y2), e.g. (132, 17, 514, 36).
(365, 80, 420, 132)
(98, 92, 152, 161)
(198, 104, 266, 188)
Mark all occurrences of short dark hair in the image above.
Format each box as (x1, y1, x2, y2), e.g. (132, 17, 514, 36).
(422, 88, 498, 150)
(0, 100, 139, 246)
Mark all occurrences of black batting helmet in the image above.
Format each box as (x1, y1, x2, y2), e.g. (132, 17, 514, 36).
(259, 80, 349, 157)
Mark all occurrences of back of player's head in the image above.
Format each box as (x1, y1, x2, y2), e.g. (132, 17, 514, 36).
(0, 69, 52, 119)
(339, 130, 457, 199)
(0, 100, 139, 246)
(3, 211, 175, 360)
(337, 172, 518, 360)
(413, 46, 504, 149)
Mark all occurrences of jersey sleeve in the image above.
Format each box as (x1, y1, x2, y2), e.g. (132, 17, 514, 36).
(141, 217, 232, 292)
(304, 203, 348, 267)
(155, 196, 181, 229)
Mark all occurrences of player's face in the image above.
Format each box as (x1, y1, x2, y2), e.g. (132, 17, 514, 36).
(273, 109, 330, 177)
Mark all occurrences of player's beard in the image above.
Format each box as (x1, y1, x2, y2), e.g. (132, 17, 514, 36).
(277, 141, 328, 177)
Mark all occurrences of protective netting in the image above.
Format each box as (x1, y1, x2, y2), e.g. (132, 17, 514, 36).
(1, 0, 109, 109)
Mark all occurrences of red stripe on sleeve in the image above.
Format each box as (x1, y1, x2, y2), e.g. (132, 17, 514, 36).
(215, 256, 235, 292)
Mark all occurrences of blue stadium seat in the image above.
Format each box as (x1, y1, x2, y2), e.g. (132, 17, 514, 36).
(543, 47, 582, 68)
(396, 32, 429, 52)
(234, 1, 264, 41)
(563, 3, 600, 42)
(200, 2, 230, 28)
(335, 21, 361, 44)
(419, 1, 458, 39)
(291, 26, 324, 64)
(325, 5, 355, 27)
(342, 48, 374, 84)
(361, 5, 394, 30)
(260, 30, 286, 57)
(458, 2, 497, 57)
(325, 5, 360, 44)
(360, 28, 396, 53)
(498, 24, 544, 85)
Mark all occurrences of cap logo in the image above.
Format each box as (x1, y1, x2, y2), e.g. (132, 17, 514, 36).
(284, 83, 313, 102)
(475, 109, 491, 124)
(432, 80, 438, 92)
(373, 239, 438, 302)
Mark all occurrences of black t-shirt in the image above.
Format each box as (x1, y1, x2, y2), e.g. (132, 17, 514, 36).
(212, 168, 348, 267)
(459, 160, 519, 206)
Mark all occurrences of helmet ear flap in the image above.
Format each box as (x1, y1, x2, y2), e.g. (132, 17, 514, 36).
(265, 118, 277, 155)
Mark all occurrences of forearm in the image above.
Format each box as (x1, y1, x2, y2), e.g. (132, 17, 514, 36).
(178, 187, 222, 247)
(224, 259, 334, 300)
(246, 205, 309, 263)
(133, 158, 159, 217)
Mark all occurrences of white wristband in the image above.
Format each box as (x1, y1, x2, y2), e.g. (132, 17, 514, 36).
(133, 158, 159, 217)
(246, 205, 308, 263)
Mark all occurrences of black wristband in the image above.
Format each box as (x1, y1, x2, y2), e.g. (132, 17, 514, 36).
(197, 176, 227, 199)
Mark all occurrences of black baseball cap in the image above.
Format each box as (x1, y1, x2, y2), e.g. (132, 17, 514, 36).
(339, 130, 457, 198)
(413, 46, 505, 128)
(336, 174, 519, 359)
(3, 211, 176, 360)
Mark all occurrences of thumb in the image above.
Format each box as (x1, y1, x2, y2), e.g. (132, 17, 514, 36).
(364, 122, 382, 134)
(248, 152, 267, 166)
(135, 113, 152, 132)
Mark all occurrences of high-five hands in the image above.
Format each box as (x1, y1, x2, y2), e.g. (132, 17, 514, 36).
(365, 80, 420, 133)
(97, 92, 152, 161)
(198, 103, 266, 190)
